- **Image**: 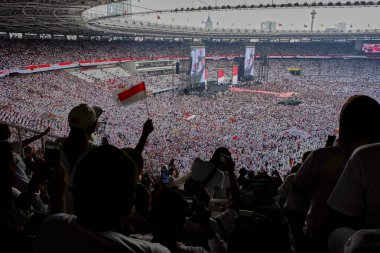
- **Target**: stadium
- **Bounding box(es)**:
[1,1,380,253]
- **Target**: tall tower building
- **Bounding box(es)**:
[205,15,213,29]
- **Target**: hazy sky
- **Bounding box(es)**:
[126,0,380,30]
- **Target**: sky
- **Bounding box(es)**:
[124,0,380,30]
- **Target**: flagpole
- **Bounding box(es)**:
[144,98,151,118]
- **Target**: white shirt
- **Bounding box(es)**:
[328,143,380,228]
[190,158,224,198]
[294,146,348,236]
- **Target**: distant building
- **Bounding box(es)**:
[337,22,347,31]
[261,21,277,32]
[205,15,213,29]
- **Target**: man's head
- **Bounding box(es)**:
[339,95,380,146]
[68,104,103,135]
[0,123,11,141]
[150,189,187,237]
[73,145,137,231]
[239,167,248,176]
[210,147,231,168]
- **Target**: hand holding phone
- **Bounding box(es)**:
[161,169,170,185]
[45,141,61,177]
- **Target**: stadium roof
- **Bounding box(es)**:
[1,0,380,40]
[0,0,114,35]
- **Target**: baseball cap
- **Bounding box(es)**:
[68,104,103,130]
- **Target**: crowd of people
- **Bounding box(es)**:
[1,55,380,178]
[1,38,380,253]
[0,39,358,70]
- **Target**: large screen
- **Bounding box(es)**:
[361,43,380,54]
[191,47,206,84]
[244,47,255,76]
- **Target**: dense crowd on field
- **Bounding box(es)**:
[2,55,380,176]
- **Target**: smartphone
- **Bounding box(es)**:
[184,196,193,211]
[161,169,170,185]
[45,141,61,175]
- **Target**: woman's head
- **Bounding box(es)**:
[339,95,380,146]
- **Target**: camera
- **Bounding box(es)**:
[185,196,193,211]
[161,169,170,185]
[44,141,61,176]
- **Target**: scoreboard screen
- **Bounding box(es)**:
[361,43,380,54]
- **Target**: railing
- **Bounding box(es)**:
[0,120,62,157]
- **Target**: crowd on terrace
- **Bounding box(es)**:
[0,39,357,70]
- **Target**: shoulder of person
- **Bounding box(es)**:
[351,142,380,158]
[38,213,76,236]
[345,229,380,253]
[312,146,341,156]
[108,232,170,253]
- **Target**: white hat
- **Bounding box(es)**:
[344,229,380,253]
[68,104,103,130]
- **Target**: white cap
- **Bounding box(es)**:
[68,104,103,130]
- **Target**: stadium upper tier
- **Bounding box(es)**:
[0,40,361,71]
[1,0,380,40]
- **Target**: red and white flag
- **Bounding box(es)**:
[114,82,147,106]
[217,69,224,84]
[232,65,238,85]
[184,112,196,120]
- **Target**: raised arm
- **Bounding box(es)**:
[21,127,51,148]
[134,119,154,154]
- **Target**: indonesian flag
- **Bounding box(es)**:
[232,65,238,84]
[232,135,239,140]
[184,112,196,120]
[217,69,224,84]
[228,117,237,123]
[114,82,147,106]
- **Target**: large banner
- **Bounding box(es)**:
[217,69,224,84]
[191,46,206,84]
[244,46,255,76]
[232,65,238,84]
[362,43,380,53]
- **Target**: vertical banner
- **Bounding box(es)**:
[217,69,224,84]
[244,46,255,76]
[205,68,208,86]
[191,46,206,85]
[232,65,238,84]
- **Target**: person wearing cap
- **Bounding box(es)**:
[61,104,154,214]
[61,103,103,171]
